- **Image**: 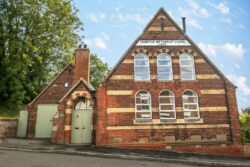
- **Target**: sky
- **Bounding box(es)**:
[73,0,250,112]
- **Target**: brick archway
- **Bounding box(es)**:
[63,90,94,142]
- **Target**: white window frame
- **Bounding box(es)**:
[134,54,150,81]
[157,53,173,81]
[135,90,152,120]
[179,53,196,80]
[182,89,200,120]
[159,90,176,120]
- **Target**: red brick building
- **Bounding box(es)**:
[27,8,243,156]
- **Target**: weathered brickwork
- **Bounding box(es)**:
[95,8,243,157]
[0,119,17,138]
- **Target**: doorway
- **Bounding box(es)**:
[71,99,93,144]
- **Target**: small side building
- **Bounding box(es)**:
[27,45,96,144]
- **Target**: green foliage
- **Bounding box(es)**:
[0,0,83,112]
[240,107,250,143]
[90,54,110,88]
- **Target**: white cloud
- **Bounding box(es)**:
[101,32,109,40]
[116,13,146,24]
[216,3,230,15]
[188,18,203,29]
[220,43,245,58]
[198,43,217,56]
[221,17,231,24]
[227,74,250,96]
[87,12,106,22]
[185,0,211,17]
[94,37,107,49]
[198,43,245,58]
[238,24,245,29]
[126,13,145,24]
[234,64,240,69]
[208,2,230,15]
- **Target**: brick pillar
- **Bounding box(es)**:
[27,104,37,139]
[95,85,108,146]
[73,46,90,84]
[225,81,241,144]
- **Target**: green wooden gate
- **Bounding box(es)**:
[35,104,58,138]
[71,108,93,144]
[17,110,28,137]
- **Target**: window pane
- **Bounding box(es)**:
[180,60,193,66]
[135,54,149,81]
[135,91,151,120]
[135,66,149,80]
[158,60,171,65]
[181,73,194,80]
[183,104,198,110]
[135,60,148,66]
[159,90,176,119]
[160,105,174,111]
[158,74,172,80]
[158,67,171,73]
[160,97,174,103]
[184,111,199,119]
[183,96,197,103]
[160,91,173,96]
[135,55,147,60]
[181,67,193,73]
[136,112,151,119]
[160,111,175,119]
[182,90,199,119]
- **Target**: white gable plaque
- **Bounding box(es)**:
[136,40,191,46]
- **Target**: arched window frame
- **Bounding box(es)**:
[135,90,152,120]
[179,53,196,80]
[157,53,173,81]
[182,89,200,119]
[134,53,150,81]
[159,90,176,120]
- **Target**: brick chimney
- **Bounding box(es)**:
[73,44,90,83]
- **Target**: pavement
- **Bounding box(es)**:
[0,138,250,167]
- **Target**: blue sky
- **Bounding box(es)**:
[74,0,250,112]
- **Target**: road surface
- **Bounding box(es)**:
[0,149,194,167]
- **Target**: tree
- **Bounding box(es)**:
[90,54,110,88]
[0,0,83,114]
[240,107,250,143]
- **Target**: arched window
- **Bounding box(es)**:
[74,99,91,110]
[134,54,150,81]
[179,53,195,80]
[135,91,152,120]
[182,90,199,119]
[159,90,176,119]
[157,53,173,80]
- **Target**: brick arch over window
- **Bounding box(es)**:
[154,48,174,57]
[131,48,152,57]
[176,48,197,57]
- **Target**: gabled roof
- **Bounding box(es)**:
[101,7,235,87]
[59,78,95,103]
[28,64,74,106]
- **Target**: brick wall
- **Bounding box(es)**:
[0,119,17,139]
[95,9,244,157]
